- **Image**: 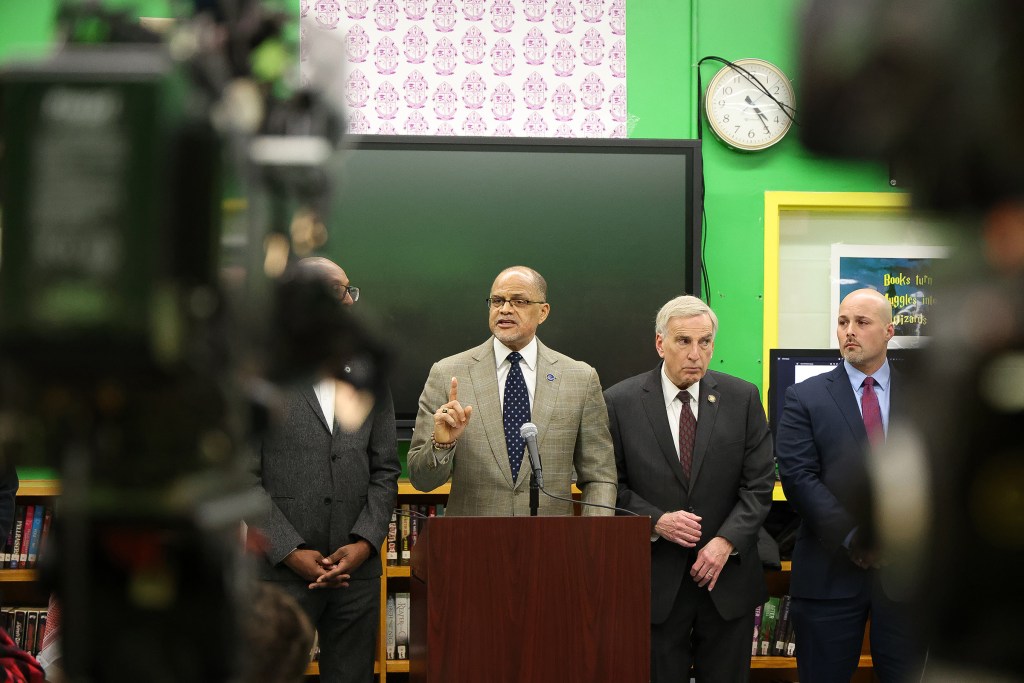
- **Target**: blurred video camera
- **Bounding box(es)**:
[799,0,1024,214]
[0,2,388,680]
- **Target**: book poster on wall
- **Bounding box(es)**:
[299,0,627,138]
[830,244,950,348]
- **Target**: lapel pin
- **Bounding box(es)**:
[708,395,717,404]
[546,373,555,381]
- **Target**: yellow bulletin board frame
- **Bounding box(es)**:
[761,191,912,403]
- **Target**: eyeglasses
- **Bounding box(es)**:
[333,284,360,302]
[486,297,546,309]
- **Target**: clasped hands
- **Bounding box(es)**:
[284,539,373,589]
[655,509,733,591]
[433,377,473,443]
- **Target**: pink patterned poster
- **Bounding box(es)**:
[300,0,627,137]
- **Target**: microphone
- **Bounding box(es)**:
[520,422,543,489]
[517,422,640,517]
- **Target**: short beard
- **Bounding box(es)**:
[841,347,864,366]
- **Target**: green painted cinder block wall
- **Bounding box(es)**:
[0,0,895,391]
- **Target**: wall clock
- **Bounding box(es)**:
[705,58,795,152]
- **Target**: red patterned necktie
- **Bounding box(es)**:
[861,376,884,445]
[677,391,696,480]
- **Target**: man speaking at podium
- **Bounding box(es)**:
[605,295,775,682]
[407,266,616,516]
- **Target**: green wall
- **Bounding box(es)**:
[627,1,894,388]
[0,0,894,391]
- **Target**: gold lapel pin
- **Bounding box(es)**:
[708,395,717,404]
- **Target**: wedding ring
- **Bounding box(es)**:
[441,408,448,413]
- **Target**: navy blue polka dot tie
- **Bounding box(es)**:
[503,351,531,481]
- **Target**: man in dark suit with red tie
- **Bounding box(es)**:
[605,295,775,682]
[776,288,925,682]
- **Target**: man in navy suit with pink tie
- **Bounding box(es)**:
[776,288,926,682]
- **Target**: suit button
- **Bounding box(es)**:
[331,454,338,461]
[324,497,332,505]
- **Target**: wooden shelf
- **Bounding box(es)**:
[751,655,871,669]
[0,570,40,582]
[398,481,449,495]
[305,660,380,676]
[386,566,411,578]
[17,480,60,497]
[386,660,410,673]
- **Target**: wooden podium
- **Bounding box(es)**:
[409,516,650,683]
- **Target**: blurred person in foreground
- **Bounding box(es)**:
[238,583,315,683]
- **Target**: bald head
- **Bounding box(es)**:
[297,257,355,305]
[837,288,895,374]
[495,266,547,301]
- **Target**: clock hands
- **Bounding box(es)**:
[745,95,772,134]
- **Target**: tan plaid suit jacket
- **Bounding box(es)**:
[408,338,617,516]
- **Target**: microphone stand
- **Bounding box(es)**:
[529,474,540,516]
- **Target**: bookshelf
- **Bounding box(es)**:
[0,477,59,657]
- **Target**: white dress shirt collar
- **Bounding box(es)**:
[493,336,538,371]
[660,364,699,412]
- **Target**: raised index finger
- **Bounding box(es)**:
[449,376,459,403]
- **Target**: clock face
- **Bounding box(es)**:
[705,59,795,152]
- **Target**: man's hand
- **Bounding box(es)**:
[848,529,881,569]
[690,536,734,591]
[282,549,328,583]
[654,510,702,548]
[311,539,374,589]
[433,377,473,443]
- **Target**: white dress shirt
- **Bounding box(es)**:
[660,364,700,457]
[494,336,539,412]
[314,377,336,434]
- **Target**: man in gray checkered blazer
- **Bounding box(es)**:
[408,266,616,516]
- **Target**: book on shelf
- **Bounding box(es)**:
[8,505,24,569]
[26,504,45,568]
[36,612,47,657]
[39,508,53,565]
[751,602,763,656]
[385,592,396,660]
[773,595,792,655]
[399,504,411,566]
[386,510,398,567]
[395,592,410,660]
[24,611,37,657]
[12,609,27,650]
[17,505,33,569]
[409,512,420,558]
[784,618,797,657]
[1,513,13,566]
[758,596,780,656]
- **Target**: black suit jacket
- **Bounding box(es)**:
[250,385,401,582]
[775,362,901,599]
[605,366,775,623]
